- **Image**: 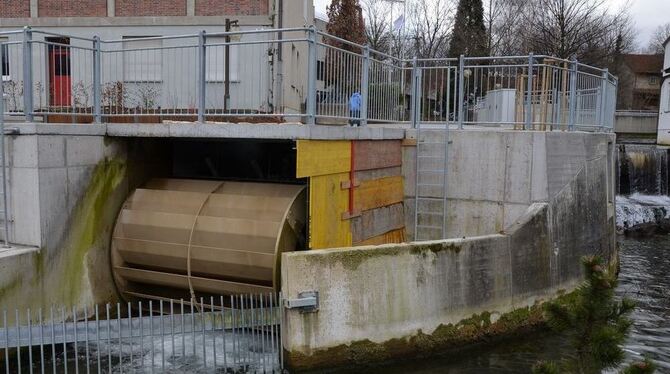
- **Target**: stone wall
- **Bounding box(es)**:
[0,0,270,18]
[0,0,30,18]
[39,0,108,17]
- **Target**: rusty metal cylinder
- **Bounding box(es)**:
[111,178,306,301]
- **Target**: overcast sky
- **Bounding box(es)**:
[313,0,670,52]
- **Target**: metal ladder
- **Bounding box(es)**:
[414,127,449,241]
[411,63,450,241]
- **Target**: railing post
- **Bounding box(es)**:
[410,56,420,129]
[599,68,608,132]
[22,26,33,122]
[457,54,465,129]
[197,30,207,123]
[525,53,534,130]
[306,26,317,125]
[0,42,8,246]
[93,36,101,124]
[360,44,370,127]
[568,56,578,131]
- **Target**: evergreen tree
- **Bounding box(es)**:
[448,0,488,57]
[324,0,367,98]
[326,0,366,52]
[532,256,656,374]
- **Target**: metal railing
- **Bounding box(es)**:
[1,26,617,130]
[0,293,283,373]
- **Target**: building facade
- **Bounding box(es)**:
[617,54,663,111]
[0,0,316,118]
[658,39,670,145]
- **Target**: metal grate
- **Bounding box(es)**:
[0,294,284,373]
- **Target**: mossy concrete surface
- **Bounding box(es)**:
[0,156,127,318]
[286,299,554,372]
[0,132,139,322]
[282,131,616,371]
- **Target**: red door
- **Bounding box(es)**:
[47,38,71,107]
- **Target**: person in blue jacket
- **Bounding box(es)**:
[349,92,361,126]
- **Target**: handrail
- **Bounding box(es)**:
[0,26,617,131]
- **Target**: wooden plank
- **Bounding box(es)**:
[351,203,405,243]
[353,176,404,212]
[354,228,406,246]
[309,172,352,249]
[352,140,402,171]
[354,166,401,183]
[296,140,351,178]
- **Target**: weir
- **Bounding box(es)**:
[616,143,670,234]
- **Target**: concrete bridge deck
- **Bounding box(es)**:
[5,122,407,140]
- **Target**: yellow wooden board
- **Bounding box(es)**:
[309,172,352,249]
[354,228,406,246]
[296,140,351,178]
[353,176,404,212]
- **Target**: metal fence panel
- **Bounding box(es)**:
[0,294,283,373]
[2,27,617,129]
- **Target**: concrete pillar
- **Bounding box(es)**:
[107,0,115,17]
[29,0,38,17]
[187,0,195,16]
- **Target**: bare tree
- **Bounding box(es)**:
[484,0,528,55]
[647,23,670,54]
[362,0,392,53]
[521,0,631,64]
[405,0,455,59]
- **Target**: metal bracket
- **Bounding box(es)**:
[284,291,319,313]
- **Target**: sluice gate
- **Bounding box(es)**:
[112,178,306,302]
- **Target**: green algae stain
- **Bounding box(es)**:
[286,296,576,372]
[59,158,126,305]
[0,277,22,302]
[303,241,464,272]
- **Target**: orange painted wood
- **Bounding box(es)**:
[353,176,404,212]
[352,140,402,171]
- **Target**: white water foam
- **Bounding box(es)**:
[616,194,670,230]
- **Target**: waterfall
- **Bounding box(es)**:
[616,144,670,233]
[617,144,669,195]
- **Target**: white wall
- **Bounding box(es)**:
[658,42,670,145]
[0,25,276,116]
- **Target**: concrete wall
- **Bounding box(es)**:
[0,124,168,316]
[404,130,615,241]
[614,111,658,134]
[660,90,670,145]
[659,42,670,145]
[281,129,616,370]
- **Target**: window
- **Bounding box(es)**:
[123,36,162,82]
[205,37,239,82]
[1,39,8,79]
[649,76,659,85]
[667,82,670,112]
